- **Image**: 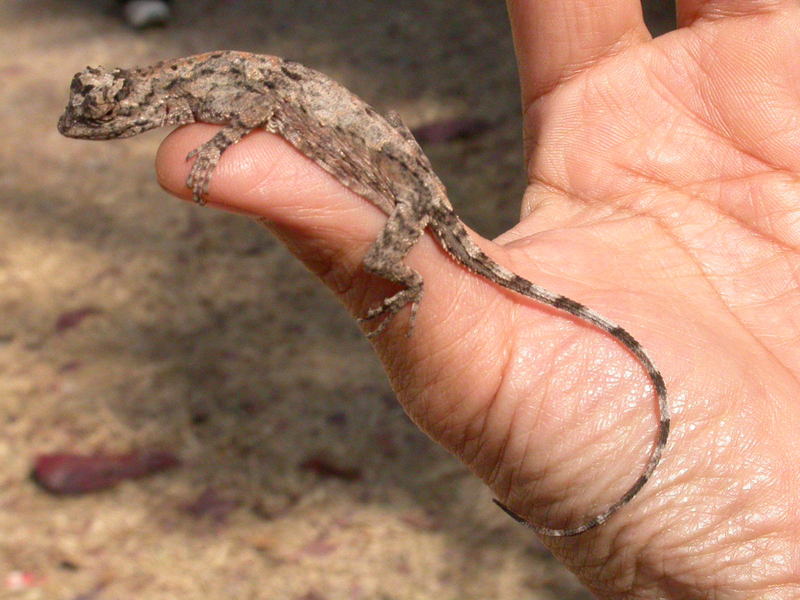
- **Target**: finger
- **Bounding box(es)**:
[157,124,385,232]
[676,0,794,27]
[507,0,651,103]
[157,124,397,316]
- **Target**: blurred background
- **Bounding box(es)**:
[0,2,675,598]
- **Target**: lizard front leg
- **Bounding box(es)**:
[359,201,429,338]
[186,124,253,204]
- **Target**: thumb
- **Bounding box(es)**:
[154,122,528,487]
[158,124,443,326]
[155,123,503,353]
[157,123,388,282]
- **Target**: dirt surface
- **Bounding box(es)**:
[0,2,674,598]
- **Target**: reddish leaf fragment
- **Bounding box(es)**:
[0,64,26,78]
[325,411,347,426]
[374,430,398,458]
[411,117,493,143]
[32,451,180,495]
[299,455,361,481]
[296,592,326,600]
[183,488,239,522]
[299,534,338,557]
[55,307,102,333]
[58,360,82,373]
[400,510,442,531]
[71,583,107,600]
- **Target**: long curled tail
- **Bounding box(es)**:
[491,303,669,536]
[432,217,670,537]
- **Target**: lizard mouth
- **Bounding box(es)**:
[57,111,133,140]
[58,112,108,139]
[57,112,77,136]
[58,111,97,138]
[58,109,154,140]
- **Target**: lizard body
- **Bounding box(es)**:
[58,51,669,537]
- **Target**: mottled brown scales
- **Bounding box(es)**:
[58,50,670,537]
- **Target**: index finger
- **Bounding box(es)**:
[507,0,651,103]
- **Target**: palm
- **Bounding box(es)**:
[471,13,800,595]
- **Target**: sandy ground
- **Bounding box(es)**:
[0,2,674,599]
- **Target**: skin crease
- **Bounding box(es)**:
[153,0,800,597]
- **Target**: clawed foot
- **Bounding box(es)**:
[185,143,222,204]
[359,288,421,338]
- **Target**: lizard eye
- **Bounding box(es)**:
[83,102,115,121]
[81,89,117,121]
[114,79,131,102]
[70,75,87,95]
[71,69,132,122]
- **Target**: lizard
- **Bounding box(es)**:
[57,50,670,537]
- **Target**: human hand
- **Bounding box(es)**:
[156,0,800,596]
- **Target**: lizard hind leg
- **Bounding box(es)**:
[358,202,428,338]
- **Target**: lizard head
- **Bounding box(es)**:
[58,65,169,139]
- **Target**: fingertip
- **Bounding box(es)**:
[157,123,285,217]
